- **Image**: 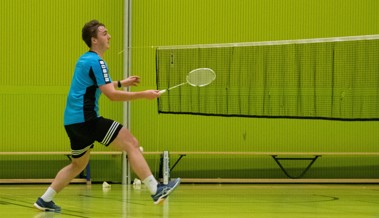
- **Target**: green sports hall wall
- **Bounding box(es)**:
[131,0,379,180]
[0,0,125,181]
[1,0,379,181]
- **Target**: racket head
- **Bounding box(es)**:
[186,68,216,87]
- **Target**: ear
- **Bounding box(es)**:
[91,37,97,45]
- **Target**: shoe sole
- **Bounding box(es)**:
[33,203,60,212]
[154,178,181,205]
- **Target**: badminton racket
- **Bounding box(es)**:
[159,68,216,94]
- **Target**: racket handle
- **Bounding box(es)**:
[159,89,167,94]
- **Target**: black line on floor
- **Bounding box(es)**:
[0,196,90,218]
[78,194,147,206]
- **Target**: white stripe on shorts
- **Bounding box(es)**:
[101,121,119,145]
[72,144,93,157]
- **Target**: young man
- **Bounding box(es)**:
[34,20,180,212]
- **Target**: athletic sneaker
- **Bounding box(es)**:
[151,178,181,204]
[34,197,61,212]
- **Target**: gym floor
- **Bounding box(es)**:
[1,183,379,218]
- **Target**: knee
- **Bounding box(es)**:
[122,136,140,153]
[129,137,140,149]
[112,128,140,151]
[71,160,88,172]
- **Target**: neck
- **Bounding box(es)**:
[90,48,104,58]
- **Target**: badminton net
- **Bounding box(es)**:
[156,35,379,120]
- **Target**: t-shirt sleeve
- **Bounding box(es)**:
[92,59,112,86]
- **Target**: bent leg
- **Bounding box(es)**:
[109,127,152,181]
[108,127,180,203]
[50,150,91,193]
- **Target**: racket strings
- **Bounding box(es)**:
[186,68,216,87]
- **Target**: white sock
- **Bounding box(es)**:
[142,175,158,195]
[41,187,57,202]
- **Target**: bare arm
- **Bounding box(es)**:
[100,83,160,101]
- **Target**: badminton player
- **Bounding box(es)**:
[34,20,180,212]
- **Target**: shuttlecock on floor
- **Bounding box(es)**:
[133,178,142,189]
[102,181,111,189]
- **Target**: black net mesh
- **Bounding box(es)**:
[157,38,379,120]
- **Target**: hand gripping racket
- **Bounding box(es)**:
[159,68,216,94]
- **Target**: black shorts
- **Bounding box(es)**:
[64,117,123,158]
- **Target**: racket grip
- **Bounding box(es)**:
[159,89,167,94]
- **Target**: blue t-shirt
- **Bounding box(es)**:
[64,51,112,125]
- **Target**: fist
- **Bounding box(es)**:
[144,90,161,99]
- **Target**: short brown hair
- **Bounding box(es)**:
[82,20,105,48]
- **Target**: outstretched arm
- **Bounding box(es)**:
[100,82,160,101]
